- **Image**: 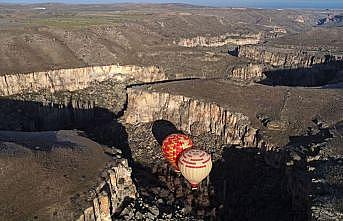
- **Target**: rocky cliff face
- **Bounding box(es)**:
[177,33,262,47]
[227,63,264,82]
[237,45,343,86]
[77,159,137,221]
[238,45,341,68]
[125,88,259,147]
[0,65,166,96]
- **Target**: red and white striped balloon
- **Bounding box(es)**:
[177,148,212,190]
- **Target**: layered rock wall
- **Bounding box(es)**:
[125,88,259,147]
[238,45,343,85]
[238,45,341,68]
[227,63,264,82]
[77,159,137,221]
[177,33,262,47]
[0,65,166,96]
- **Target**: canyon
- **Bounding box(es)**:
[0,3,342,221]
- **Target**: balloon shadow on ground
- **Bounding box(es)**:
[152,119,184,145]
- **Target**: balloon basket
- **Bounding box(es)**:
[191,183,198,190]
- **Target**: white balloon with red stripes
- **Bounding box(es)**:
[177,148,212,190]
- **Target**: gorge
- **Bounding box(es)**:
[0,3,342,221]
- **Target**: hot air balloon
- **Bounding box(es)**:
[162,134,193,172]
[178,148,212,190]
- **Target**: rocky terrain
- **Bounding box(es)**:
[0,3,342,221]
[0,130,114,220]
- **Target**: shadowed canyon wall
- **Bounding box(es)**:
[0,80,126,131]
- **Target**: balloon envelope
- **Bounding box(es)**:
[178,148,212,189]
[162,134,193,171]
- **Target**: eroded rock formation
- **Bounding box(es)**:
[77,159,137,221]
[236,45,343,86]
[177,33,262,47]
[125,87,259,147]
[238,45,342,68]
[0,65,166,96]
[227,63,264,82]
